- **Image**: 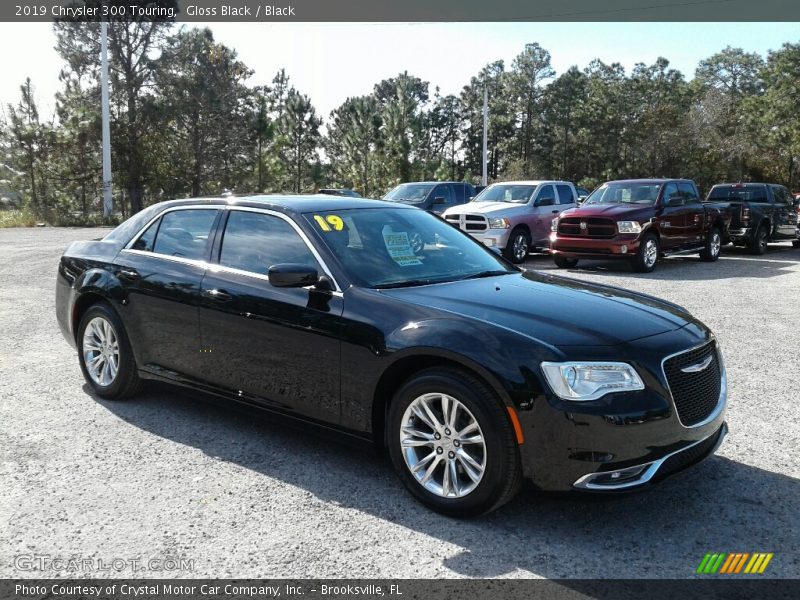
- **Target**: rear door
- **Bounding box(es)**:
[530,184,558,244]
[770,185,798,239]
[198,208,343,422]
[116,207,220,379]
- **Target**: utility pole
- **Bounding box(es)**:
[481,86,488,187]
[101,19,113,218]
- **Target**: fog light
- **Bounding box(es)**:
[621,245,628,253]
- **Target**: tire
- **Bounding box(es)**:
[631,232,659,273]
[387,367,522,517]
[748,224,768,255]
[503,228,531,264]
[77,302,142,400]
[553,254,579,269]
[700,227,722,262]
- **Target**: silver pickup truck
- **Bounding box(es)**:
[442,180,577,263]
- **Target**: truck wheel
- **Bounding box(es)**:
[748,224,768,255]
[700,227,722,262]
[554,255,578,269]
[503,228,530,264]
[632,233,659,273]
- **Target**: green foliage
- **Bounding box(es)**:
[2,31,800,227]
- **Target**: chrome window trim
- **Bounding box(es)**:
[661,339,727,430]
[572,422,727,491]
[120,203,342,293]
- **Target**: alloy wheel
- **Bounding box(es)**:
[399,392,487,498]
[82,316,120,387]
[512,234,528,262]
[711,232,721,257]
[644,239,658,267]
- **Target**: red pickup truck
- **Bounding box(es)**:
[550,179,732,272]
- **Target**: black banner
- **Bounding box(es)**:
[3,0,800,22]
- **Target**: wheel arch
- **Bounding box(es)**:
[371,350,515,450]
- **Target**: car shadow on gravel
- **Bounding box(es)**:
[91,384,800,579]
[525,244,800,281]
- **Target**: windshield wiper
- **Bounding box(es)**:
[456,270,514,281]
[373,278,443,289]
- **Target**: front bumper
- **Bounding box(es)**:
[465,229,512,249]
[514,327,728,492]
[549,232,642,259]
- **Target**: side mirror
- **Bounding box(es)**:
[665,196,685,207]
[433,197,446,205]
[268,263,319,288]
[468,196,475,201]
[578,195,587,203]
[537,197,555,207]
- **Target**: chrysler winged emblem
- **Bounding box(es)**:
[681,354,714,373]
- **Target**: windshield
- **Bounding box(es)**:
[585,182,661,206]
[384,183,435,204]
[305,208,516,288]
[473,184,538,204]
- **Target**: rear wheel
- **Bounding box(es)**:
[631,233,659,273]
[553,255,578,269]
[503,228,530,264]
[748,224,768,255]
[77,302,141,400]
[700,227,722,262]
[387,368,522,517]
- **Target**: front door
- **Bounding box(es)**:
[198,209,343,423]
[658,182,689,249]
[531,184,558,245]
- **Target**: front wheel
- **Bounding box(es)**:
[631,233,659,272]
[700,227,722,262]
[77,302,142,400]
[387,368,522,517]
[503,228,530,264]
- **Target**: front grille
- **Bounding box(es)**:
[663,341,722,427]
[444,213,488,232]
[658,426,723,478]
[558,217,616,239]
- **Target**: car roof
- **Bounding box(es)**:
[152,194,406,214]
[393,181,470,185]
[710,182,770,187]
[605,178,692,184]
[487,180,571,185]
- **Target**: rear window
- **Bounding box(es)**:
[707,185,769,203]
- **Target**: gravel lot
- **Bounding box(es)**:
[1,226,799,579]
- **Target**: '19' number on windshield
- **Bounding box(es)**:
[314,215,345,232]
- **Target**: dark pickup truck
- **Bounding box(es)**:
[550,178,732,272]
[705,183,799,254]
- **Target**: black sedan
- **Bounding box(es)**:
[56,195,728,516]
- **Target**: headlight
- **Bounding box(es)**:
[551,218,559,232]
[541,362,645,401]
[488,217,510,229]
[617,221,642,234]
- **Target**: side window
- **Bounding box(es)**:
[662,183,680,204]
[535,185,556,206]
[433,184,454,205]
[773,186,791,205]
[151,210,218,260]
[453,184,466,204]
[131,219,159,252]
[678,182,700,204]
[556,184,575,205]
[220,211,319,276]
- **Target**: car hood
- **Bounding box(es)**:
[560,204,654,221]
[443,202,528,217]
[379,272,694,347]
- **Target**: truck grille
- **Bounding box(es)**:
[663,341,722,427]
[444,213,488,232]
[558,217,616,239]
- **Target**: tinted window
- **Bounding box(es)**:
[678,182,700,204]
[535,185,556,206]
[220,211,319,275]
[454,184,466,203]
[149,209,218,260]
[433,184,454,205]
[772,186,791,205]
[662,183,680,204]
[556,184,575,205]
[384,183,435,205]
[132,220,159,252]
[707,185,769,203]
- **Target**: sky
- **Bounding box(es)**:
[1,22,798,122]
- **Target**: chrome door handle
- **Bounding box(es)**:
[202,289,232,302]
[118,268,140,280]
